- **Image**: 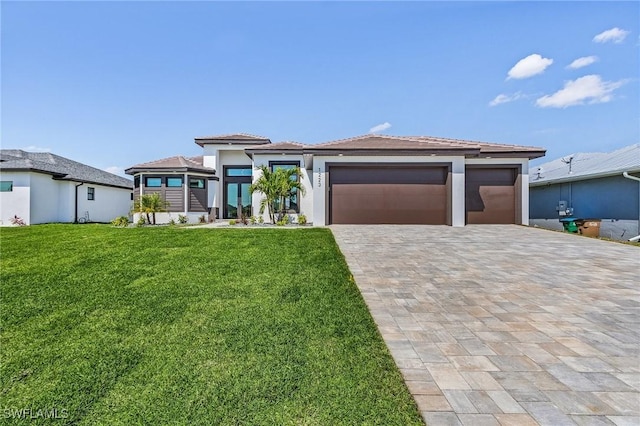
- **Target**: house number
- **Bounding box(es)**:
[317,168,321,187]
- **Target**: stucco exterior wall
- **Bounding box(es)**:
[0,171,131,225]
[0,171,31,225]
[77,183,132,223]
[29,173,64,224]
[204,148,252,219]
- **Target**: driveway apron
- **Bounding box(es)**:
[331,225,639,426]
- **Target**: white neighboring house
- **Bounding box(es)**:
[0,150,133,226]
[126,133,545,226]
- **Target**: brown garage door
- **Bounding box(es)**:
[330,166,449,224]
[465,168,517,224]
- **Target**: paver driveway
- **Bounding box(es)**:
[331,225,639,426]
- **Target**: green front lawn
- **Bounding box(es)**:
[1,225,422,425]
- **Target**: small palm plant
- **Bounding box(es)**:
[133,193,169,225]
[273,167,306,222]
[249,165,279,224]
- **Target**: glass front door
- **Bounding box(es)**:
[224,166,252,219]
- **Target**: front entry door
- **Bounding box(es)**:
[224,166,252,219]
[225,182,252,219]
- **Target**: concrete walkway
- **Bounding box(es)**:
[331,225,639,426]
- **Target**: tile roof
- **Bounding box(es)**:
[194,133,271,146]
[0,150,133,189]
[303,134,545,158]
[530,143,640,185]
[245,141,307,152]
[125,155,215,174]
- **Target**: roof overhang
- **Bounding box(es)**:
[195,139,271,147]
[124,166,217,176]
[53,176,133,190]
[474,150,546,160]
[530,168,640,187]
[302,148,480,157]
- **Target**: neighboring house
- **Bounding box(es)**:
[529,144,640,240]
[0,150,133,226]
[126,133,545,226]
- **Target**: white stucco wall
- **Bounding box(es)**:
[0,171,131,225]
[29,173,64,224]
[77,183,132,223]
[311,155,466,226]
[251,154,313,223]
[206,148,253,218]
[0,172,31,225]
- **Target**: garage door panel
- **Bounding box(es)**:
[330,166,448,225]
[465,168,517,224]
[331,167,447,185]
[332,183,446,224]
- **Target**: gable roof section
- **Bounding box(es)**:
[0,150,133,189]
[194,133,271,146]
[125,155,215,175]
[302,134,545,158]
[530,143,640,186]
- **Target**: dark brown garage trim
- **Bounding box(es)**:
[327,163,452,225]
[465,165,522,224]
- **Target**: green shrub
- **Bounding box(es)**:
[228,219,236,226]
[178,214,188,224]
[111,216,130,228]
[199,214,206,224]
[136,216,146,227]
[297,214,307,225]
[169,218,176,226]
[250,216,257,225]
[258,216,264,224]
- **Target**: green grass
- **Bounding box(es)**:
[0,225,422,425]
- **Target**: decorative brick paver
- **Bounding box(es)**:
[331,225,639,426]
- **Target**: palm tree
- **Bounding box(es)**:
[249,166,306,224]
[274,167,306,221]
[133,192,169,225]
[249,165,279,224]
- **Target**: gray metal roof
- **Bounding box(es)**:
[530,144,640,186]
[0,150,133,189]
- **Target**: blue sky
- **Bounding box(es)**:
[2,1,638,175]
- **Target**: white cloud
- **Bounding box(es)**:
[22,145,51,152]
[535,74,627,108]
[104,166,125,176]
[369,122,392,133]
[489,92,524,107]
[567,56,598,70]
[507,54,553,80]
[593,27,629,44]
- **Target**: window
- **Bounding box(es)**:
[166,177,183,187]
[225,167,252,177]
[269,161,300,213]
[87,187,95,201]
[134,176,140,188]
[189,178,205,189]
[0,181,13,192]
[145,177,162,187]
